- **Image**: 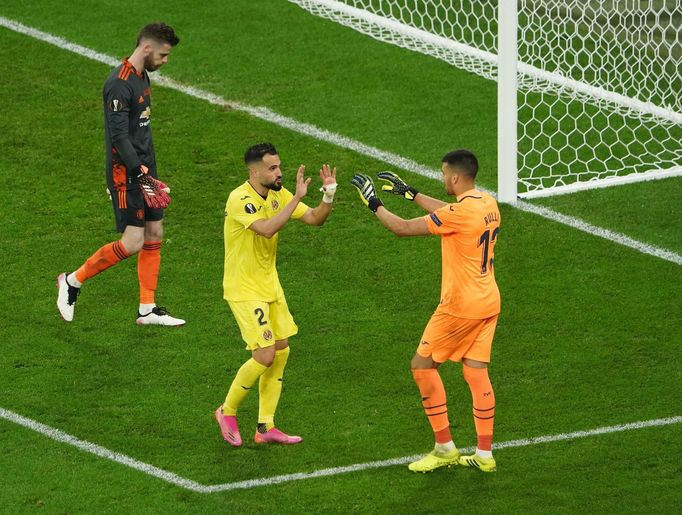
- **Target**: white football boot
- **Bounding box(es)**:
[56,273,80,322]
[136,306,185,326]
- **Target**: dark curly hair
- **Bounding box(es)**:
[136,22,180,47]
[244,143,278,165]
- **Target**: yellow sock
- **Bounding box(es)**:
[258,347,290,429]
[222,358,268,415]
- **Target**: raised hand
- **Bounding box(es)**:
[295,164,312,199]
[319,164,337,203]
[377,171,418,201]
[350,173,383,213]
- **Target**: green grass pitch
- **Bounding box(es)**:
[0,1,680,512]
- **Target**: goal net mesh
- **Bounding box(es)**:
[289,0,682,197]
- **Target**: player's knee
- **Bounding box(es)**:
[411,353,438,370]
[462,357,488,369]
[145,221,163,241]
[120,237,143,255]
[253,347,275,367]
[255,355,274,367]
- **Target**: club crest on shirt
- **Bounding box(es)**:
[271,200,279,210]
[263,330,273,341]
[244,203,257,214]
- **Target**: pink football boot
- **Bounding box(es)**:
[215,407,241,447]
[254,427,303,445]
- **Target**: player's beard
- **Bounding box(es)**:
[144,54,161,72]
[266,178,283,191]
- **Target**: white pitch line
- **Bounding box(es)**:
[1,406,680,493]
[205,415,682,492]
[513,201,682,265]
[0,13,680,268]
[0,407,206,493]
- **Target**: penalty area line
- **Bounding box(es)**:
[0,407,207,493]
[0,15,680,266]
[1,406,680,493]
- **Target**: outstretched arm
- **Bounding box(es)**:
[299,164,336,226]
[351,173,429,236]
[413,192,447,213]
[375,207,430,237]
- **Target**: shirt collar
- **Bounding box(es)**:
[122,57,144,78]
[456,188,479,202]
[246,180,268,200]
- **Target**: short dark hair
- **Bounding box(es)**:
[137,23,180,47]
[244,143,278,165]
[442,149,478,178]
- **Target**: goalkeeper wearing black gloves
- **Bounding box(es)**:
[351,150,502,475]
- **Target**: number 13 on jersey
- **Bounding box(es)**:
[477,228,499,274]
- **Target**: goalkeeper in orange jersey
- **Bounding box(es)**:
[215,143,337,446]
[351,149,500,473]
[56,23,184,326]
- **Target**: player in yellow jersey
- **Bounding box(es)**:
[351,149,500,473]
[215,143,337,446]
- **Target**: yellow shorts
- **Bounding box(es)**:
[227,297,298,350]
[417,309,498,364]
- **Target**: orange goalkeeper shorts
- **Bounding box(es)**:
[417,310,498,364]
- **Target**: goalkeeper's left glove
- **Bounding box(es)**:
[139,174,171,209]
[350,173,383,213]
[377,171,418,201]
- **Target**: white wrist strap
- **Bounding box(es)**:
[321,182,337,204]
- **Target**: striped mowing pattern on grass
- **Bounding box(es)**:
[1,407,680,493]
[0,14,680,268]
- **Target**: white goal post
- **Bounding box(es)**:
[289,0,682,202]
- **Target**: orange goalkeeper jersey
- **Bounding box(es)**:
[423,189,501,319]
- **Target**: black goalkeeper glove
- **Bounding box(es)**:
[377,171,418,201]
[350,173,384,213]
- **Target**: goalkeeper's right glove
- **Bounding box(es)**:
[350,173,384,213]
[377,171,418,201]
[136,165,171,209]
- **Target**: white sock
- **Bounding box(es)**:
[66,272,82,288]
[434,441,456,455]
[476,448,493,459]
[138,303,155,315]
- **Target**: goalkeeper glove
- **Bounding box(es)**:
[377,171,418,201]
[350,173,383,213]
[136,166,171,209]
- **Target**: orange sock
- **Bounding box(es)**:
[412,369,451,443]
[462,365,495,451]
[75,241,130,284]
[138,241,161,304]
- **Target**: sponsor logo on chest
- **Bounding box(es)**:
[139,106,151,127]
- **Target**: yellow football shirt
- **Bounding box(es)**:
[223,181,309,302]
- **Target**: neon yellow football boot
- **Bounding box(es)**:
[458,453,497,472]
[408,448,461,473]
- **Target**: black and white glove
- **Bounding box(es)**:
[350,173,383,213]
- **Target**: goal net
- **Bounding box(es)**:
[289,0,682,199]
